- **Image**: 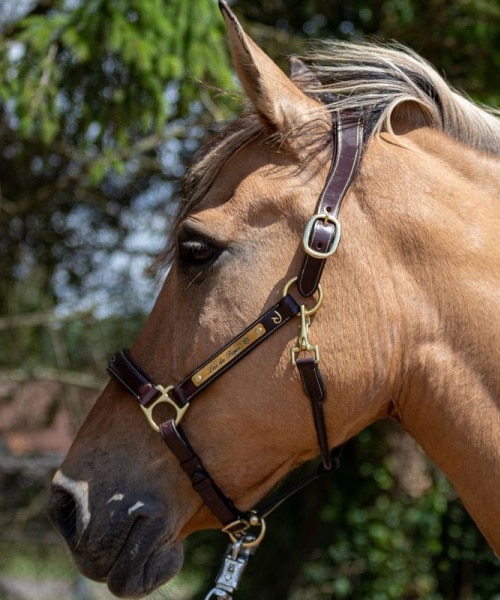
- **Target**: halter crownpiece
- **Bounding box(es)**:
[107,111,364,598]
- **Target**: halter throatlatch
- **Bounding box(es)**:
[106,111,363,599]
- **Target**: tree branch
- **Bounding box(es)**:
[0,310,93,330]
[0,367,103,389]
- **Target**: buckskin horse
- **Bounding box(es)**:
[48,1,500,598]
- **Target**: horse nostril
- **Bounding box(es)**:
[48,489,78,549]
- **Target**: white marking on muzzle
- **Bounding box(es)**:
[128,501,145,516]
[107,493,125,504]
[53,469,91,534]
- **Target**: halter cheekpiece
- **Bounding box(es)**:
[107,110,364,598]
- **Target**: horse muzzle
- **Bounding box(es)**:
[47,469,184,598]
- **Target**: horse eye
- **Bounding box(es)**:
[178,237,220,267]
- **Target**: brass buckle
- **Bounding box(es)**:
[302,213,341,259]
[140,384,189,431]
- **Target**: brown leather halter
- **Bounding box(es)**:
[107,110,363,542]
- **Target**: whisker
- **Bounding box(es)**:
[184,271,203,293]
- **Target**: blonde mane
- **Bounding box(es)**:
[181,41,499,223]
[303,41,500,155]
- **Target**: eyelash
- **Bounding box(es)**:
[178,237,221,268]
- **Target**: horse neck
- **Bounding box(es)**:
[359,129,500,552]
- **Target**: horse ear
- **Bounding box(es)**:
[389,100,435,135]
[289,57,321,89]
[219,1,325,135]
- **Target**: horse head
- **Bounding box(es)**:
[48,2,500,597]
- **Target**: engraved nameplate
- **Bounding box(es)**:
[191,324,266,387]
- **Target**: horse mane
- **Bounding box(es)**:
[179,40,499,232]
[302,41,500,155]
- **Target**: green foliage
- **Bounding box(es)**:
[0,0,237,330]
[0,0,234,150]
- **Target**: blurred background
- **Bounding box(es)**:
[0,0,499,598]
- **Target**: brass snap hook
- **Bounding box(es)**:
[291,304,320,366]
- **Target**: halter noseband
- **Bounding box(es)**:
[107,111,363,590]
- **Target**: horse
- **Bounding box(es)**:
[48,1,500,598]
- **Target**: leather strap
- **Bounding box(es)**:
[256,445,342,520]
[107,294,300,411]
[298,113,363,297]
[107,348,159,406]
[170,294,300,407]
[159,417,342,529]
[296,357,331,470]
[159,420,242,526]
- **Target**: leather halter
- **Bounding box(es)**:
[107,111,363,537]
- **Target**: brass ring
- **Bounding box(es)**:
[223,515,267,548]
[282,277,323,316]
